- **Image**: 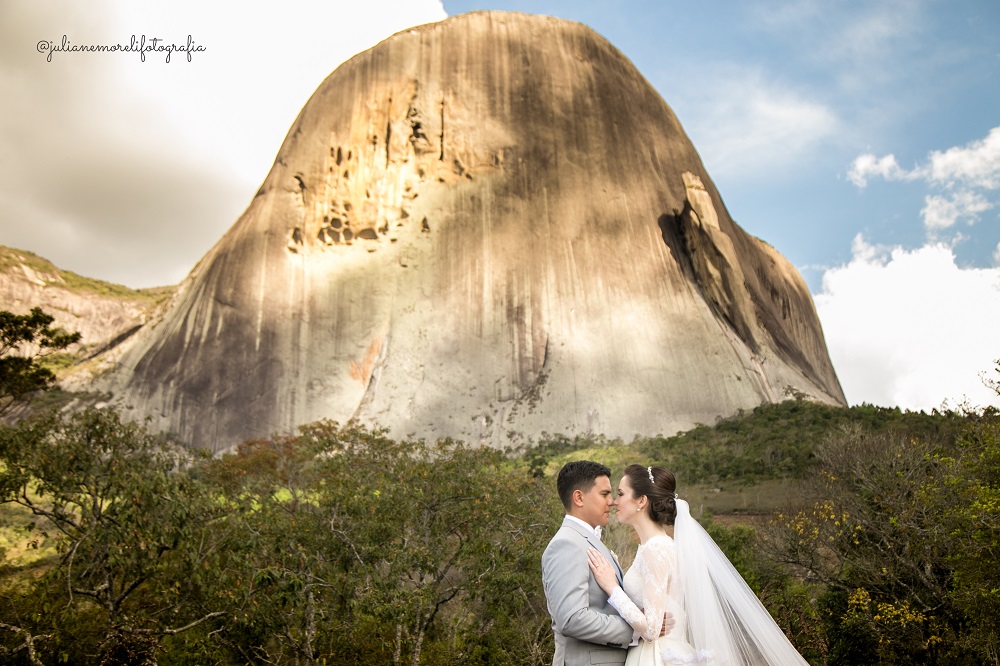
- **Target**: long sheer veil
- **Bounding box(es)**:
[673,498,809,665]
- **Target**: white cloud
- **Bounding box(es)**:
[690,70,838,179]
[108,0,449,189]
[0,0,447,288]
[815,235,1000,411]
[847,125,1000,237]
[752,0,917,63]
[927,126,1000,189]
[921,191,992,231]
[750,0,925,97]
[847,153,911,187]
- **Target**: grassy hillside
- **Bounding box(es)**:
[0,245,174,302]
[522,399,966,501]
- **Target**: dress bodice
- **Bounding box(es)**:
[621,535,688,642]
[614,505,809,665]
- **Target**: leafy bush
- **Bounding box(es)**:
[640,399,966,484]
[761,409,1000,665]
[1,358,996,664]
[0,308,81,418]
[0,408,225,664]
[1,415,560,665]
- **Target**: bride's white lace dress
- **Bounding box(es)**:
[608,534,711,665]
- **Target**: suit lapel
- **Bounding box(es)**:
[589,535,624,586]
[563,517,624,586]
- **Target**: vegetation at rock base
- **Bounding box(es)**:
[2,311,999,664]
[0,412,558,665]
[0,308,81,418]
[2,395,997,664]
[758,403,1000,664]
[524,399,968,486]
[0,408,224,665]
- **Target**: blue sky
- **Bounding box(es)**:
[2,0,998,411]
[442,0,1000,288]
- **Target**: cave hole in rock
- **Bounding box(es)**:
[330,217,342,229]
[357,228,379,240]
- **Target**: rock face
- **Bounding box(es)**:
[0,247,163,367]
[96,11,845,452]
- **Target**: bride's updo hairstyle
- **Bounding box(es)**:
[623,464,678,526]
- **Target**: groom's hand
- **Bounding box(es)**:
[660,612,675,637]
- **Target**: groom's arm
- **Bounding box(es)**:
[542,536,633,646]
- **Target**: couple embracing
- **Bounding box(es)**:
[541,460,809,666]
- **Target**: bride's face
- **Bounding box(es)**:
[614,475,644,525]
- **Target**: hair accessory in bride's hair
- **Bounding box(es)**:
[647,466,654,483]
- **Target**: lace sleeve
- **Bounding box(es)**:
[606,537,675,643]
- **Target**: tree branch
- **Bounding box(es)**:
[0,623,49,666]
[133,611,227,636]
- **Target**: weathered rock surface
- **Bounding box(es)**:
[94,11,845,452]
[0,247,164,369]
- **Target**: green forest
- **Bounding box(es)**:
[1,308,998,664]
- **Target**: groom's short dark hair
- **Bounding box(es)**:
[557,460,611,509]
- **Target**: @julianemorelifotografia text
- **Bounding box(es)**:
[36,35,206,63]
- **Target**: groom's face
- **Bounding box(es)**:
[577,475,615,528]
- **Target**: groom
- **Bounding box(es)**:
[542,460,635,665]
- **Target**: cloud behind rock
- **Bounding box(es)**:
[0,0,446,288]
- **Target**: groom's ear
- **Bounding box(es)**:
[572,488,585,507]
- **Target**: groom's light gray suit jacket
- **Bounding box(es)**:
[542,516,633,666]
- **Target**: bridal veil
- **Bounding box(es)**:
[673,498,809,665]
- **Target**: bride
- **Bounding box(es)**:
[587,465,809,665]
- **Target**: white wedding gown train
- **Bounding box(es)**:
[607,499,810,665]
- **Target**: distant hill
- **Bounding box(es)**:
[0,246,174,385]
[521,399,969,516]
